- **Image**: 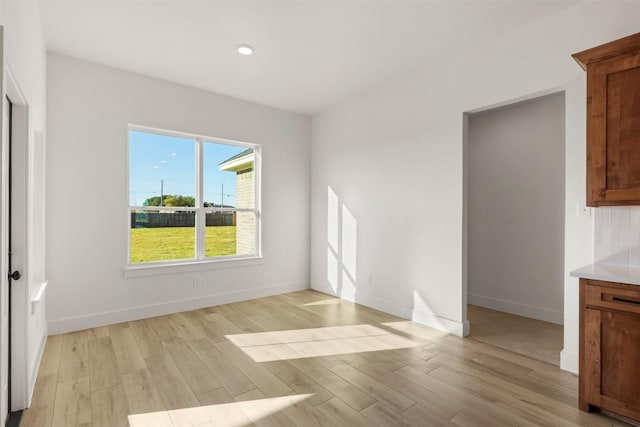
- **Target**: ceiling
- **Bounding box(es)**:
[38,1,577,114]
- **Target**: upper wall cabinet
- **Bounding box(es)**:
[573,33,640,207]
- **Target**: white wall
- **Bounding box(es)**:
[0,0,48,407]
[467,94,565,325]
[46,53,311,333]
[310,1,640,372]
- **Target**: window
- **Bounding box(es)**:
[128,126,260,265]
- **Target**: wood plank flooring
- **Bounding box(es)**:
[467,304,564,366]
[20,290,631,426]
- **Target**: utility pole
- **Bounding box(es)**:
[160,179,164,207]
[221,183,224,208]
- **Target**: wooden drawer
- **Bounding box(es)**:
[584,279,640,315]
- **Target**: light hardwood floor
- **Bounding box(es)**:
[467,305,564,366]
[20,290,631,427]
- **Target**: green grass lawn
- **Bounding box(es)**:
[130,226,236,263]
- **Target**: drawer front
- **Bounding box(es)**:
[584,281,640,315]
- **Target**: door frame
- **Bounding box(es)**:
[461,88,567,350]
[6,60,30,412]
[0,27,6,425]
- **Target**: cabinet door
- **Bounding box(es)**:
[587,52,640,206]
[601,310,640,408]
[584,307,640,419]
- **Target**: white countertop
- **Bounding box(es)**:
[570,263,640,286]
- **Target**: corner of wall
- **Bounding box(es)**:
[560,349,578,374]
[312,282,469,337]
[410,309,469,338]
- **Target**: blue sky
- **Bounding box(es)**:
[129,130,247,207]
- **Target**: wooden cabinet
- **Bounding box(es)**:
[573,33,640,206]
[580,278,640,422]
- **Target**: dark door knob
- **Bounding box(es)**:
[9,270,21,280]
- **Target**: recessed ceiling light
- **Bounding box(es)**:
[237,44,254,56]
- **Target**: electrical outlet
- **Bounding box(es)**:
[192,278,200,288]
[577,201,592,218]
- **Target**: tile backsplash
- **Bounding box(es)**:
[594,206,640,265]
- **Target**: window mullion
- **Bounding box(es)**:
[196,138,205,259]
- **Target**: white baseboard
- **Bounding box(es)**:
[48,282,309,334]
[468,293,563,325]
[312,283,469,337]
[411,310,470,337]
[560,349,578,374]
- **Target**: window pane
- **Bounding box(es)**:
[129,130,195,207]
[204,142,254,209]
[130,211,196,263]
[205,211,255,257]
[205,212,237,257]
[235,211,256,255]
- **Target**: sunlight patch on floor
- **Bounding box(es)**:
[226,324,421,362]
[128,394,313,427]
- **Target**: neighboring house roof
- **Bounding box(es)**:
[219,148,254,172]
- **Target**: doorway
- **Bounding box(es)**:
[464,92,565,366]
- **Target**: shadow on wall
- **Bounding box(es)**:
[327,186,357,299]
[326,186,452,334]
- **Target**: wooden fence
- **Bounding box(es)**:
[131,211,236,228]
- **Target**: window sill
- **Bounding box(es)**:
[123,256,263,278]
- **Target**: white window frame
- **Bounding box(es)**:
[125,124,261,274]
